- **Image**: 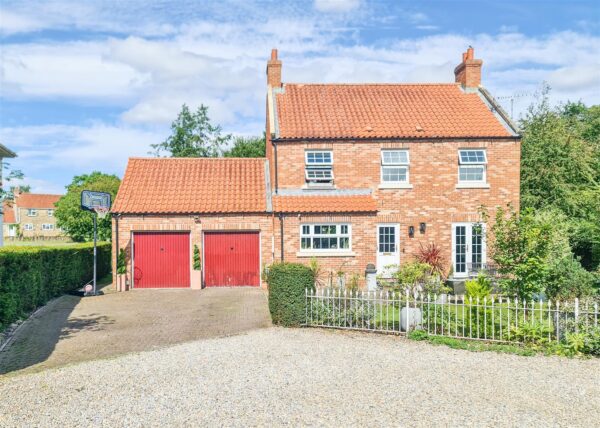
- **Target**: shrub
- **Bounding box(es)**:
[465,273,493,300]
[0,243,111,330]
[267,262,314,327]
[193,245,201,270]
[544,256,597,300]
[416,242,446,278]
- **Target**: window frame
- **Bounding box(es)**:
[42,223,55,231]
[380,149,410,184]
[47,209,54,217]
[458,149,487,184]
[27,209,38,217]
[305,150,334,186]
[299,223,352,253]
[24,223,34,231]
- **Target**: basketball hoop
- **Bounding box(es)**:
[94,206,109,220]
[80,190,112,296]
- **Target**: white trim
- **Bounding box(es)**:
[27,209,38,217]
[305,150,333,165]
[297,251,355,257]
[455,183,490,189]
[457,149,488,186]
[376,223,400,277]
[451,222,487,278]
[299,222,352,253]
[380,149,410,185]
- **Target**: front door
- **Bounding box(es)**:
[8,225,16,237]
[452,223,486,277]
[377,224,399,277]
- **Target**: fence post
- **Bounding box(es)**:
[305,288,308,326]
[405,288,409,334]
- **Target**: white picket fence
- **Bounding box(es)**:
[305,288,599,344]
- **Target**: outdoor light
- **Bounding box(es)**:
[408,225,415,238]
[419,222,426,233]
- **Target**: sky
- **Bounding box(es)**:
[1,0,599,194]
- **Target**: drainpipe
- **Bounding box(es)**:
[114,213,119,290]
[273,141,279,194]
[278,213,284,261]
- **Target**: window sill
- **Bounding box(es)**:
[455,183,490,189]
[296,251,356,257]
[378,183,413,189]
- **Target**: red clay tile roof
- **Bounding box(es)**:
[2,201,16,223]
[112,158,267,214]
[273,195,377,213]
[275,84,512,139]
[16,193,62,209]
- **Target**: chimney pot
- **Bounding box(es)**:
[271,49,278,60]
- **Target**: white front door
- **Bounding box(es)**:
[452,223,486,278]
[8,225,16,237]
[377,224,399,277]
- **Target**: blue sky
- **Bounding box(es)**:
[1,0,599,193]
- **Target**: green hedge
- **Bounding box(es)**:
[0,242,111,329]
[267,262,314,327]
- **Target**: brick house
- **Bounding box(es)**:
[5,191,64,240]
[112,47,520,290]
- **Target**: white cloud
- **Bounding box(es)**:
[1,41,148,100]
[0,124,165,192]
[314,0,361,13]
[0,9,46,34]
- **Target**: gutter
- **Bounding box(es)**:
[271,135,520,143]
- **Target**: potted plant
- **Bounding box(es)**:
[116,248,127,291]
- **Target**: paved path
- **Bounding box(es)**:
[1,328,598,427]
[0,287,271,375]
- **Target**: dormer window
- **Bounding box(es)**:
[305,150,333,186]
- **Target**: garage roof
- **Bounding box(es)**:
[112,158,268,214]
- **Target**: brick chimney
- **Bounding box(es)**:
[454,47,483,88]
[266,48,282,88]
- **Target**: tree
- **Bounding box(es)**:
[54,172,120,242]
[223,135,266,158]
[151,104,231,157]
[0,163,24,201]
[520,87,600,270]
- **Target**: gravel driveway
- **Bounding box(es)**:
[1,327,598,427]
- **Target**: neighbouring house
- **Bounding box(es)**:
[0,143,17,247]
[4,190,64,240]
[112,47,520,290]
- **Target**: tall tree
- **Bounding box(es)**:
[151,104,231,157]
[519,87,600,269]
[223,135,266,158]
[55,172,120,242]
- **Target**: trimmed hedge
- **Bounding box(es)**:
[267,262,314,327]
[0,242,111,329]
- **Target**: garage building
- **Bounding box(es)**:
[111,158,274,290]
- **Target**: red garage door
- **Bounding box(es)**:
[133,232,190,288]
[204,232,260,287]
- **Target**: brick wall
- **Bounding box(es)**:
[270,138,520,278]
[112,213,275,290]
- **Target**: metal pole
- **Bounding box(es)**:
[93,212,97,295]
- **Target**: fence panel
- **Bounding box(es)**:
[305,288,599,345]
